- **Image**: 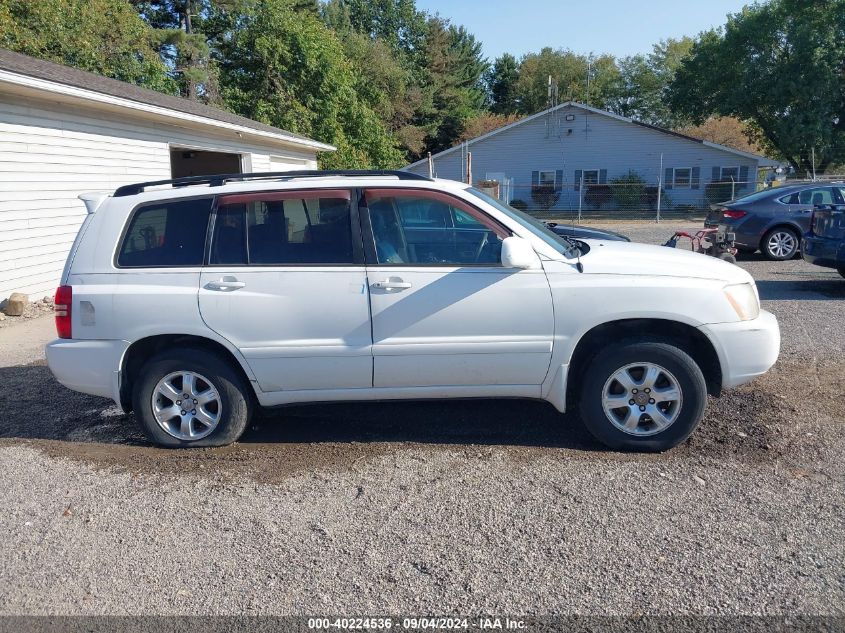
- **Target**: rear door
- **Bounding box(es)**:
[361,188,555,390]
[198,189,372,393]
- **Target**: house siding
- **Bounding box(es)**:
[0,92,318,300]
[407,104,761,212]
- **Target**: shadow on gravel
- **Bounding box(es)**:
[1,359,837,482]
[756,277,845,300]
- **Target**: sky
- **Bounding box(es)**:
[415,0,750,60]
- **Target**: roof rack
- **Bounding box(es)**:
[113,169,431,197]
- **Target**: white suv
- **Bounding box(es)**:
[46,170,780,451]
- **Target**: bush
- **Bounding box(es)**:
[644,186,668,210]
[704,181,735,205]
[509,199,528,211]
[584,184,612,209]
[609,171,647,211]
[530,185,561,212]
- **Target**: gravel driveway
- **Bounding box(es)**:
[1,221,843,617]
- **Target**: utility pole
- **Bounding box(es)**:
[427,152,433,179]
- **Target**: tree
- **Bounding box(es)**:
[216,0,402,169]
[0,0,175,93]
[607,38,693,126]
[668,0,845,173]
[676,116,764,155]
[131,0,220,102]
[487,53,520,114]
[457,113,520,143]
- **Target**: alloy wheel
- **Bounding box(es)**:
[601,362,683,436]
[151,371,221,441]
[766,231,797,259]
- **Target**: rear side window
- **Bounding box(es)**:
[118,198,212,267]
[210,190,354,265]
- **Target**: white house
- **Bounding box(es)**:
[405,101,778,213]
[0,49,335,301]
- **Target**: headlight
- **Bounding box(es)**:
[723,283,760,321]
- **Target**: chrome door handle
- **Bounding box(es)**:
[371,278,412,290]
[205,276,246,291]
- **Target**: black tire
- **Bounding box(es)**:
[838,268,845,279]
[761,227,799,260]
[132,348,252,448]
[577,339,708,452]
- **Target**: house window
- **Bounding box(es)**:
[538,170,557,186]
[582,169,600,185]
[673,168,692,188]
[720,167,740,182]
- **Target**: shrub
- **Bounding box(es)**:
[509,199,528,211]
[704,181,735,205]
[584,184,612,209]
[530,185,561,212]
[609,170,647,211]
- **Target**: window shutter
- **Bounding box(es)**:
[574,169,582,192]
[664,167,674,190]
[531,170,540,187]
[599,169,608,184]
[691,166,701,190]
[555,169,563,192]
[739,165,749,189]
[711,166,721,182]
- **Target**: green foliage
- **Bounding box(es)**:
[530,185,560,212]
[487,53,519,114]
[704,181,735,206]
[609,170,647,211]
[0,0,175,93]
[584,184,612,210]
[217,0,402,169]
[131,0,219,101]
[668,0,845,173]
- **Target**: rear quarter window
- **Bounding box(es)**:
[118,198,213,267]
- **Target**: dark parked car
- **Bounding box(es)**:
[802,204,845,278]
[545,223,630,242]
[705,183,845,260]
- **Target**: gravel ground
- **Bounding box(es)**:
[1,221,843,616]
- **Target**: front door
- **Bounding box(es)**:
[361,188,555,389]
[198,189,372,392]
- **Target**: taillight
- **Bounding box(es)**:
[54,285,72,339]
[723,210,747,219]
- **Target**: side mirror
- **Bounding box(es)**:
[501,236,540,269]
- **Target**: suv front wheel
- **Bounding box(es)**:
[577,340,708,451]
[133,348,252,447]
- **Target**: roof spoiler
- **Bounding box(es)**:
[78,192,110,214]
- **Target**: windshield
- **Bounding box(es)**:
[465,187,579,259]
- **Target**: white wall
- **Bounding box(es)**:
[0,92,319,301]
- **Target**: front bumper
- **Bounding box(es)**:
[45,339,129,409]
[698,310,780,389]
[802,235,845,269]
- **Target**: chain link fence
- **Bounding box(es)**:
[474,178,759,222]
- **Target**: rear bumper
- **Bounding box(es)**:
[698,310,780,389]
[45,339,128,409]
[802,235,845,269]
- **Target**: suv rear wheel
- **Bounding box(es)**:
[761,227,799,260]
[577,340,707,451]
[132,348,252,447]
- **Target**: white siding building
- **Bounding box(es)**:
[405,102,778,213]
[0,49,334,301]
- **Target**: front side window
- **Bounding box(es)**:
[538,170,557,186]
[673,168,692,188]
[365,190,507,266]
[210,190,354,265]
[582,169,600,185]
[720,167,740,181]
[118,198,212,267]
